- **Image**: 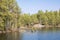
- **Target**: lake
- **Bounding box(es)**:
[0,30,60,40]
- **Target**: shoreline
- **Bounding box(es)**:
[0,27,60,33]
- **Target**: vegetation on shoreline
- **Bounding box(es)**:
[0,0,60,31]
[20,10,60,27]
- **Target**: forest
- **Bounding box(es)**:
[0,0,60,31]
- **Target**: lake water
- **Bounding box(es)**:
[0,31,60,40]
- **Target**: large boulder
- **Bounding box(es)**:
[33,24,45,28]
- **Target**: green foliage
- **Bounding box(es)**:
[18,10,60,28]
[36,10,60,27]
[0,0,60,31]
[0,0,21,31]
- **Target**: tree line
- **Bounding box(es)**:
[0,0,60,31]
[19,10,60,28]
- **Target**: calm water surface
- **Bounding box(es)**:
[0,31,60,40]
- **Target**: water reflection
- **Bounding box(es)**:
[0,32,21,40]
[6,32,19,40]
[0,33,6,40]
[0,31,60,40]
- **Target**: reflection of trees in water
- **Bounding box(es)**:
[6,32,21,40]
[0,32,22,40]
[0,33,6,40]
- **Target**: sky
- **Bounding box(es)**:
[16,0,60,14]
